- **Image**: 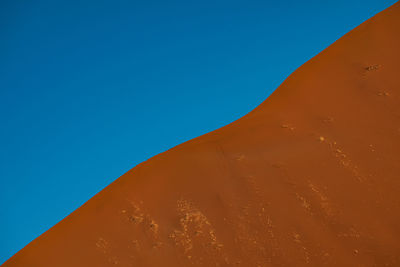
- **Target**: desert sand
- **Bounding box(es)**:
[3,2,400,266]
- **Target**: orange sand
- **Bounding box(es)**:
[3,2,400,266]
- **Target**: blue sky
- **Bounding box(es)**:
[0,0,397,264]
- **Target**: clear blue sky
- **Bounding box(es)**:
[0,0,397,264]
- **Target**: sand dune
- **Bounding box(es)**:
[3,2,400,266]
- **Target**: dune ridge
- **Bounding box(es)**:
[3,2,400,266]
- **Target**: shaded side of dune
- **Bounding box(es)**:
[3,2,400,267]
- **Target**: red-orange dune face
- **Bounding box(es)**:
[3,2,400,267]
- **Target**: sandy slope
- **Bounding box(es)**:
[3,2,400,266]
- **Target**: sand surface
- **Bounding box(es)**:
[3,2,400,266]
